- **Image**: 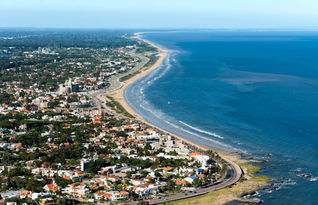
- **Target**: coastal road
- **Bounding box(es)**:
[86,89,121,118]
[107,52,149,92]
[149,161,242,204]
[86,42,243,204]
[86,52,149,117]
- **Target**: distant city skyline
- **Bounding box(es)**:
[1,0,318,29]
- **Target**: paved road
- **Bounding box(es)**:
[149,161,242,204]
[86,51,243,205]
[107,52,149,92]
[87,52,149,118]
[86,89,121,118]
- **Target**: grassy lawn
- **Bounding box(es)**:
[105,95,133,118]
[119,70,141,82]
[119,55,159,82]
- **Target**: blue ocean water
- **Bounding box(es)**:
[125,31,318,204]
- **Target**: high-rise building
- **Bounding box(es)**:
[80,159,90,171]
[57,79,80,94]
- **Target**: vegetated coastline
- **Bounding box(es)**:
[105,32,273,204]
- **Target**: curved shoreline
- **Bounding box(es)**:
[106,32,273,204]
[110,33,225,154]
[109,32,242,169]
[110,33,234,156]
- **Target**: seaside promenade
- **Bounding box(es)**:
[90,33,243,204]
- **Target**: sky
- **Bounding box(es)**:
[1,0,318,29]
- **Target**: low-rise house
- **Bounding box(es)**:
[31,193,51,200]
[43,183,60,192]
[134,184,158,197]
[175,179,188,186]
[130,179,142,186]
[94,191,129,201]
[103,175,120,182]
[63,183,89,197]
[20,191,32,199]
[184,176,198,184]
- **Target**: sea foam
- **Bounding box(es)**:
[179,120,224,139]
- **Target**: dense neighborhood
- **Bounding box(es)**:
[0,30,227,204]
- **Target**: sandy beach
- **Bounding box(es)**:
[106,33,273,204]
[109,33,243,162]
[111,35,208,150]
[110,33,242,174]
[110,33,238,159]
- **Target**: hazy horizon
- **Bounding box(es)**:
[1,0,318,29]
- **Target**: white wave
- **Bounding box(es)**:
[262,189,273,194]
[137,98,240,151]
[139,99,171,121]
[270,178,297,191]
[165,120,249,154]
[144,53,174,86]
[165,120,231,148]
[291,168,304,172]
[252,191,260,197]
[179,120,224,139]
[310,177,318,182]
[127,50,248,154]
[140,88,144,95]
[282,179,297,186]
[135,90,248,153]
[285,180,297,186]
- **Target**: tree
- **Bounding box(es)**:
[168,150,178,156]
[166,180,176,191]
[126,172,132,178]
[140,170,148,178]
[7,167,31,178]
[192,179,202,187]
[55,176,71,188]
[154,172,161,178]
[26,178,44,192]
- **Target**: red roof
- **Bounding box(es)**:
[189,152,201,156]
[46,183,59,191]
